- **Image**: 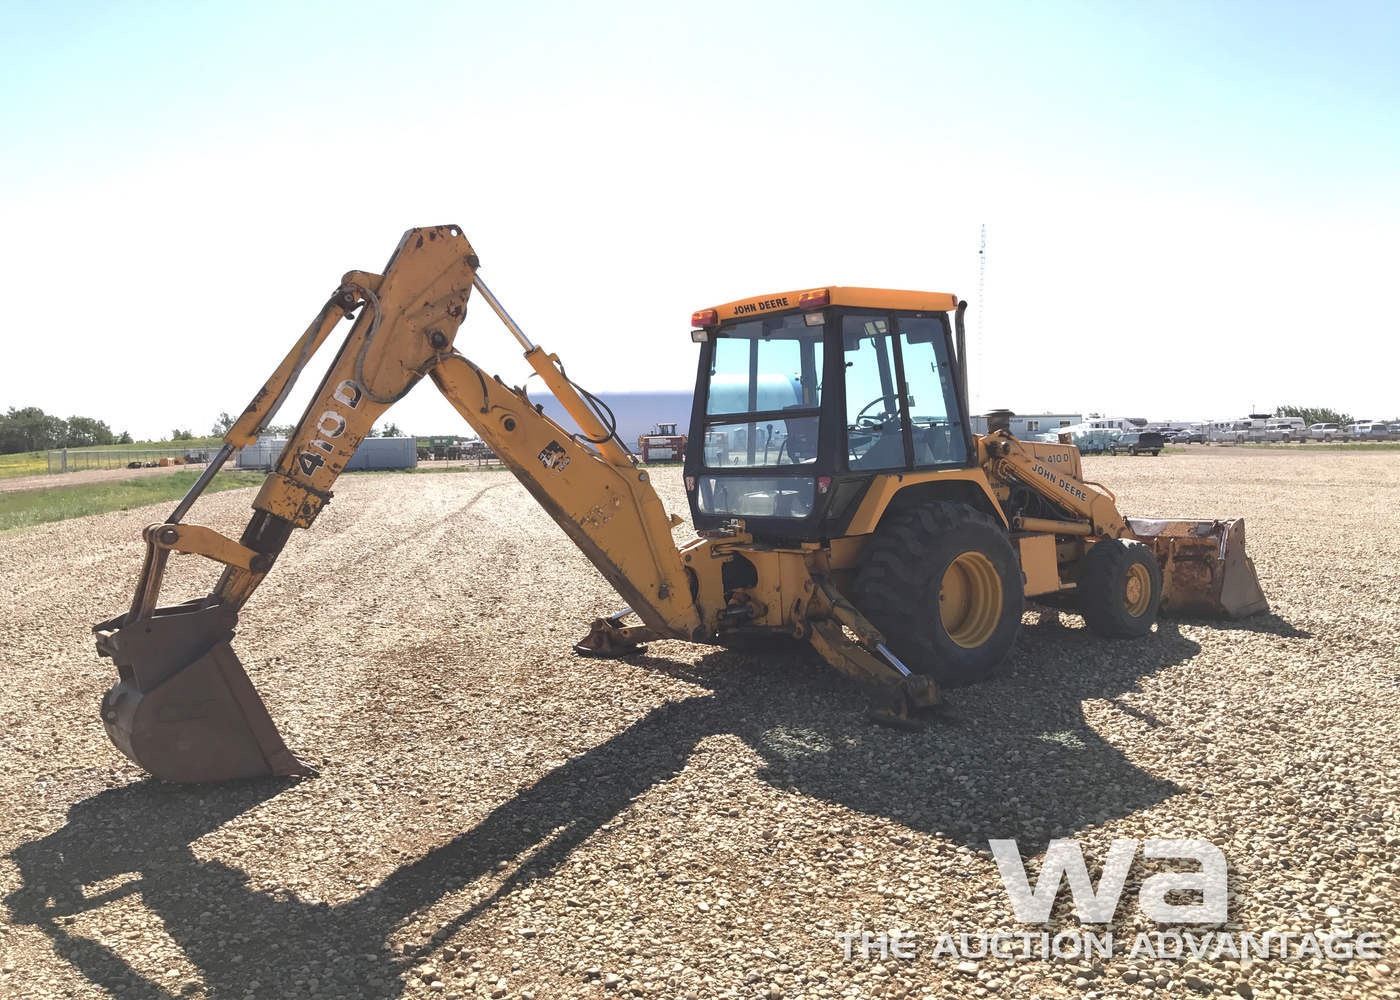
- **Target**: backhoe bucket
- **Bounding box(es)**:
[1127,518,1268,619]
[94,602,314,783]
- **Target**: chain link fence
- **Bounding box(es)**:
[46,447,216,474]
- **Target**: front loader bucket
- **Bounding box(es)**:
[1128,518,1269,619]
[94,601,314,783]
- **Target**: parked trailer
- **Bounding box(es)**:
[638,422,687,462]
[1037,416,1145,453]
[1199,420,1237,444]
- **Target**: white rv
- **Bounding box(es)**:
[1230,417,1270,443]
[1040,416,1145,454]
[1200,420,1237,443]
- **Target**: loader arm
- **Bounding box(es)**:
[95,226,702,782]
[981,431,1130,537]
[980,430,1267,618]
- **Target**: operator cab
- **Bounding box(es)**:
[683,287,973,541]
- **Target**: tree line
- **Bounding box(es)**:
[1,406,411,456]
[0,407,132,453]
[1274,405,1354,427]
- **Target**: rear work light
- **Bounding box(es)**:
[798,289,830,310]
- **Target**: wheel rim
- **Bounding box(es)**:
[1124,563,1152,616]
[939,551,1003,648]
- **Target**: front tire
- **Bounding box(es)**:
[1077,539,1162,638]
[853,503,1024,686]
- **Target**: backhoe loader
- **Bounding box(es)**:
[94,225,1268,782]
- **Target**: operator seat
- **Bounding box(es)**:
[852,424,906,469]
[783,405,817,462]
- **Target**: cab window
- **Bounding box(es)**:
[706,315,822,416]
[898,316,968,466]
[843,315,907,470]
[843,312,966,469]
[702,313,823,474]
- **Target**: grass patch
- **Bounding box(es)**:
[1230,441,1400,452]
[0,452,47,480]
[0,471,265,533]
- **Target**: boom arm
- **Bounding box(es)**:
[95,226,705,782]
[429,355,701,639]
[139,225,700,637]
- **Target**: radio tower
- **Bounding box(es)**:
[974,223,987,414]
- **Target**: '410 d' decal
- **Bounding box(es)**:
[297,379,363,476]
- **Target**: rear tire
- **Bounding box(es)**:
[1077,539,1162,638]
[853,503,1024,686]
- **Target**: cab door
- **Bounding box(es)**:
[894,315,971,467]
[839,311,971,471]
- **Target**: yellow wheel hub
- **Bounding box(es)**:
[1124,563,1152,616]
[939,551,1003,648]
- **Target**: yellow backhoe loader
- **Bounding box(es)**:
[94,225,1268,782]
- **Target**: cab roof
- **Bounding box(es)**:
[703,286,959,324]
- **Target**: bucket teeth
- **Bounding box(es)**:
[95,602,313,783]
[1128,517,1269,619]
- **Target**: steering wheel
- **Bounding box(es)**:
[854,396,897,427]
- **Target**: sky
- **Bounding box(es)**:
[1,0,1397,440]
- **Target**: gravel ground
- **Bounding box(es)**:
[0,451,1396,999]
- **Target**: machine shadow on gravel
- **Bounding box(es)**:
[1174,610,1312,639]
[718,615,1202,854]
[7,621,1202,998]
